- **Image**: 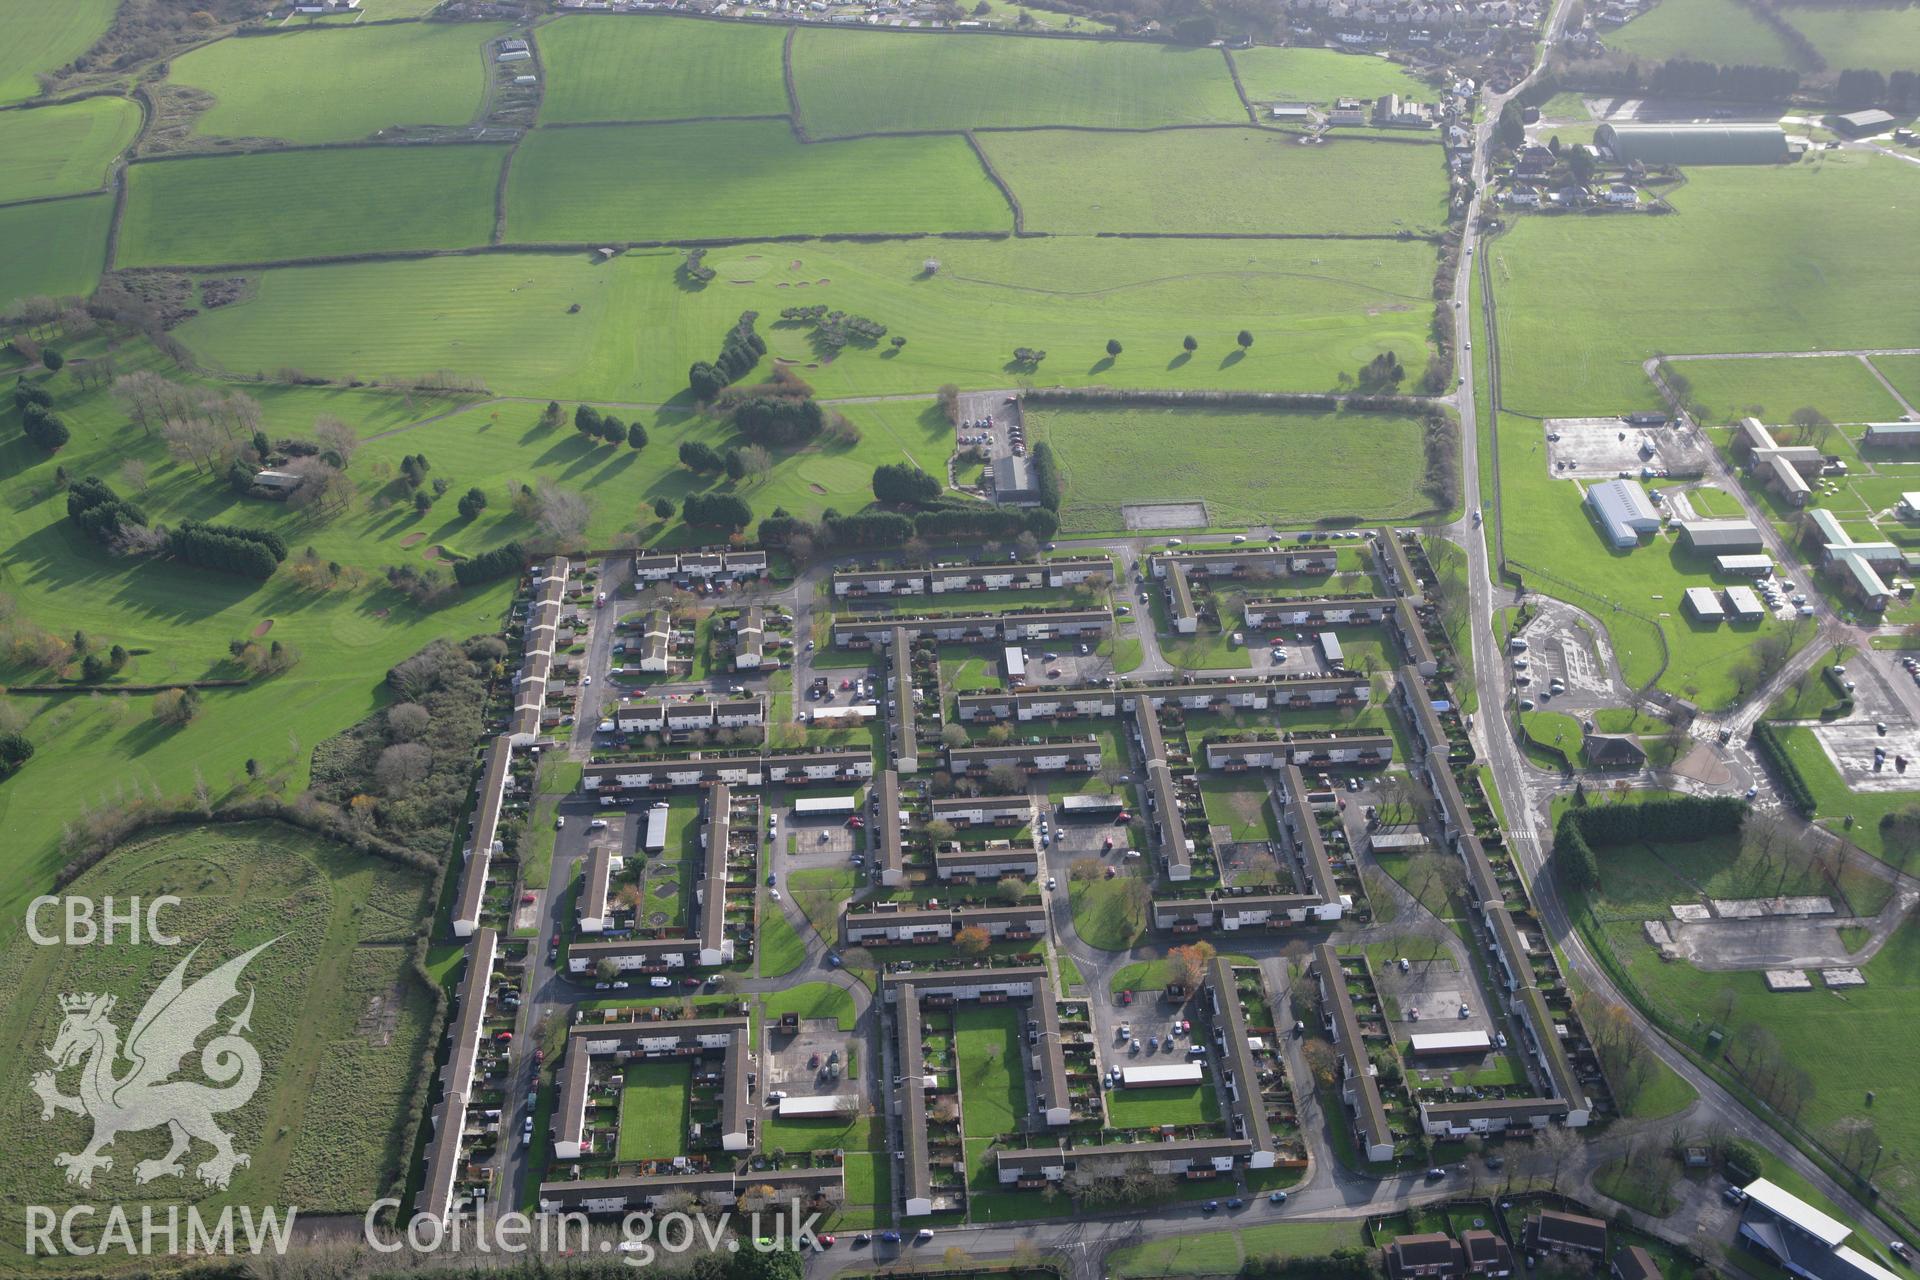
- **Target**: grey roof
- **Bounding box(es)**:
[994,453,1038,498]
[874,769,904,880]
[1208,956,1274,1155]
[1595,121,1788,163]
[1674,518,1762,551]
[1587,478,1660,546]
[1313,943,1391,1157]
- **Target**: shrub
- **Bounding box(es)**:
[453,541,525,587]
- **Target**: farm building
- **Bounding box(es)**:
[1594,122,1789,165]
[1725,585,1766,620]
[1864,422,1920,450]
[1832,109,1897,138]
[993,454,1041,505]
[1735,1177,1897,1280]
[252,468,305,494]
[1270,102,1314,121]
[1683,586,1724,622]
[1716,554,1774,577]
[1585,478,1660,548]
[1674,518,1762,553]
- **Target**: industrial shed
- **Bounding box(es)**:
[1595,122,1790,165]
[1674,518,1763,553]
[1586,478,1661,548]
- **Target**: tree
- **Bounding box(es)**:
[1105,338,1123,357]
[539,400,564,431]
[1498,99,1526,149]
[375,742,433,795]
[1183,335,1198,353]
[1169,941,1216,989]
[725,449,748,481]
[954,924,990,955]
[1236,329,1254,351]
[533,479,591,546]
[41,348,63,372]
[0,731,33,779]
[574,404,602,437]
[628,421,648,449]
[457,486,488,520]
[152,687,201,727]
[653,497,675,521]
[313,414,357,468]
[873,462,941,506]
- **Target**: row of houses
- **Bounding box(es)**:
[1807,508,1913,613]
[1395,667,1597,1138]
[841,901,1047,946]
[569,782,742,973]
[1152,764,1344,931]
[954,673,1370,724]
[583,748,873,792]
[1151,545,1342,634]
[631,549,768,582]
[1734,417,1831,509]
[1202,733,1395,770]
[887,628,919,774]
[1130,695,1192,882]
[831,558,1111,596]
[511,558,574,741]
[612,695,767,734]
[1244,595,1397,628]
[552,1015,753,1160]
[832,609,1110,648]
[416,929,499,1224]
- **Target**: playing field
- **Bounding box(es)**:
[0,193,112,306]
[1490,154,1920,417]
[118,145,505,267]
[536,15,789,124]
[0,823,435,1220]
[0,0,118,105]
[790,27,1247,136]
[1228,46,1434,104]
[175,236,1436,399]
[504,122,1010,243]
[1605,0,1806,68]
[1032,404,1435,531]
[0,96,139,203]
[165,21,508,144]
[1782,4,1920,74]
[1669,355,1907,425]
[982,127,1445,235]
[617,1060,692,1160]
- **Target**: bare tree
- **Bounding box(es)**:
[117,458,149,494]
[534,479,592,546]
[312,414,357,468]
[374,742,433,795]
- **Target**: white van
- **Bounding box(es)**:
[649,976,672,988]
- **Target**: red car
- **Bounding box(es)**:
[521,892,537,904]
[1119,989,1134,1005]
[682,976,702,988]
[847,816,865,829]
[494,1030,514,1043]
[1114,812,1131,825]
[1101,836,1114,852]
[534,1048,545,1065]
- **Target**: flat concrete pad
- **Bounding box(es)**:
[1809,718,1920,792]
[1711,896,1834,919]
[1670,904,1711,923]
[1542,417,1711,481]
[1823,968,1866,987]
[1124,502,1207,530]
[1764,969,1812,991]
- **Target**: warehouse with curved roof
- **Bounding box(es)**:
[1595,122,1791,165]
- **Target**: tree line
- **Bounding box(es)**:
[688,312,765,401]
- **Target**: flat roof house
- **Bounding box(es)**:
[1683,585,1724,622]
[1586,478,1661,548]
[1725,585,1765,620]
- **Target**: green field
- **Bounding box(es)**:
[955,1004,1026,1139]
[0,96,138,203]
[790,28,1247,136]
[1228,46,1433,104]
[118,145,505,267]
[166,21,507,144]
[1571,833,1920,1221]
[0,823,434,1235]
[1783,4,1920,74]
[1109,1219,1367,1277]
[536,16,790,124]
[1671,355,1906,425]
[1033,404,1435,531]
[981,128,1445,235]
[1491,155,1920,417]
[1606,0,1805,68]
[617,1059,693,1160]
[1068,875,1149,950]
[1873,355,1920,411]
[175,236,1437,400]
[0,192,113,306]
[1105,1080,1220,1128]
[505,121,1010,242]
[0,0,118,105]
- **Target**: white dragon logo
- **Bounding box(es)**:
[30,940,273,1190]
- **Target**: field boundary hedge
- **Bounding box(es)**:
[537,113,794,131]
[1221,44,1259,125]
[1022,386,1446,414]
[1751,720,1817,815]
[5,678,252,694]
[963,130,1026,235]
[782,26,807,140]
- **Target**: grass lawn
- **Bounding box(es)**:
[1033,405,1436,533]
[119,145,505,267]
[617,1059,692,1160]
[175,236,1439,402]
[1199,773,1281,842]
[790,28,1246,136]
[1764,647,1853,721]
[536,15,789,123]
[165,21,507,143]
[980,128,1445,235]
[1108,1219,1366,1277]
[1672,356,1905,426]
[1606,0,1805,68]
[0,822,434,1213]
[1228,46,1433,103]
[506,121,1011,243]
[1873,355,1920,411]
[1782,4,1920,74]
[759,896,807,977]
[788,866,857,943]
[1490,154,1920,417]
[760,982,856,1029]
[761,1110,890,1227]
[336,395,950,549]
[1773,724,1920,872]
[0,96,139,203]
[1068,875,1148,951]
[0,0,118,105]
[0,193,112,307]
[1104,1081,1220,1128]
[955,1004,1026,1139]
